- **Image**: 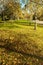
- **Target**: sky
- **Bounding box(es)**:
[20,0,30,13]
[20,0,29,8]
[20,0,25,8]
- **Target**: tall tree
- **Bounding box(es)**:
[24,0,43,20]
[1,0,23,20]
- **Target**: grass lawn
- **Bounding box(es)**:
[0,20,43,65]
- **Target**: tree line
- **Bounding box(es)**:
[0,0,43,21]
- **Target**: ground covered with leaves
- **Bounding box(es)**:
[0,20,43,65]
[0,47,43,65]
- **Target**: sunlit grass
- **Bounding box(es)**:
[0,20,43,49]
[0,20,43,65]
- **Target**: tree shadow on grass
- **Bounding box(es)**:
[15,22,43,28]
[0,23,21,29]
[7,25,20,28]
[0,46,43,61]
[15,22,30,26]
[14,21,34,26]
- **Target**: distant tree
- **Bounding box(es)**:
[1,0,23,20]
[36,7,43,20]
[23,0,43,20]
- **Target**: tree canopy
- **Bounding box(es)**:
[0,0,43,20]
